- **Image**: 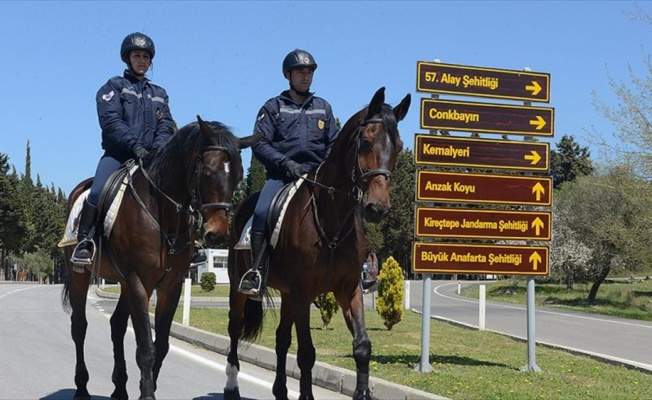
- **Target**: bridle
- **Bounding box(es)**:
[353,117,393,187]
[135,144,234,253]
[187,145,233,214]
[303,115,394,202]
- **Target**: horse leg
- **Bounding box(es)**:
[109,290,130,400]
[152,282,182,390]
[125,272,156,400]
[272,295,294,400]
[224,291,247,400]
[337,291,372,400]
[68,271,92,400]
[294,302,316,400]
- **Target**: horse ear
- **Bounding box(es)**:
[365,87,386,120]
[393,93,411,122]
[239,131,264,150]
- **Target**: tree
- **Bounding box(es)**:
[550,134,594,188]
[548,202,592,289]
[589,11,652,181]
[376,149,416,276]
[555,165,652,303]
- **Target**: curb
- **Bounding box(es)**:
[96,288,446,400]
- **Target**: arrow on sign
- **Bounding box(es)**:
[532,182,546,201]
[524,150,541,165]
[526,81,542,96]
[529,251,542,271]
[531,217,544,236]
[529,116,547,130]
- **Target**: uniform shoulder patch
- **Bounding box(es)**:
[101,90,115,102]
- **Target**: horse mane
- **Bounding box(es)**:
[149,120,241,184]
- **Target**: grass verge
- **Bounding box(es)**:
[172,305,652,399]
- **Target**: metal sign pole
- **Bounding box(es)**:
[521,275,541,372]
[416,274,433,372]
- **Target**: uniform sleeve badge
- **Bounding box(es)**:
[101,90,115,102]
[318,119,325,130]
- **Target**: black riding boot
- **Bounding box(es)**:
[238,232,267,299]
[71,199,99,266]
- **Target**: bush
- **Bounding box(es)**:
[376,256,404,330]
[200,272,216,292]
[315,292,339,329]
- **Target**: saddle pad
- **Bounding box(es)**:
[234,175,305,250]
[57,164,138,247]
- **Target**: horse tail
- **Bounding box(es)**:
[240,297,264,342]
[61,270,72,313]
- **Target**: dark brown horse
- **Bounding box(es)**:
[225,87,411,400]
[62,116,258,400]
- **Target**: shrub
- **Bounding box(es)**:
[200,272,216,292]
[376,256,404,330]
[315,292,339,329]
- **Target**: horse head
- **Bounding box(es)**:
[350,87,411,222]
[192,116,260,246]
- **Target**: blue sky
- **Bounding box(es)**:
[1,1,649,195]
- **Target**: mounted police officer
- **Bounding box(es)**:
[238,49,339,298]
[71,32,175,266]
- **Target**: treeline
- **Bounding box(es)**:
[5,132,650,304]
[0,144,67,283]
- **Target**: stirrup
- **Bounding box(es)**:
[70,238,96,268]
[238,269,262,296]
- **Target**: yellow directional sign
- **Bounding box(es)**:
[417,61,551,103]
[412,242,549,275]
[421,98,555,137]
[414,134,550,171]
[415,207,552,241]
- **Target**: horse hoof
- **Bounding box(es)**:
[73,389,91,400]
[353,389,372,400]
[110,388,129,400]
[224,387,241,400]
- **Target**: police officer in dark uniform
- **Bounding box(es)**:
[71,32,175,266]
[238,49,339,297]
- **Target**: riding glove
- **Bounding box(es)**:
[282,159,303,178]
[132,145,150,162]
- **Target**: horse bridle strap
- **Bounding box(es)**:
[188,145,232,213]
[354,117,392,183]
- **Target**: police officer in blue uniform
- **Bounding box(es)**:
[71,32,175,266]
[238,49,339,297]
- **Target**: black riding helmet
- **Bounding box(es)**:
[282,49,317,76]
[120,32,155,63]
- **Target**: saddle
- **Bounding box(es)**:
[58,161,139,247]
[235,176,305,250]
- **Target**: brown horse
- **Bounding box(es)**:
[225,87,411,400]
[61,116,259,400]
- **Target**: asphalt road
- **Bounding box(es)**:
[406,279,652,372]
[0,283,348,400]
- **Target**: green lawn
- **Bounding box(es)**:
[173,305,652,400]
[101,283,231,297]
[106,280,652,399]
[463,278,652,321]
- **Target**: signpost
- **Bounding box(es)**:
[413,60,553,374]
[416,170,552,206]
[420,98,554,137]
[414,134,549,171]
[412,242,549,275]
[415,207,551,241]
[417,61,550,102]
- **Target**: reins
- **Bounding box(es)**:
[300,115,394,297]
[105,146,231,285]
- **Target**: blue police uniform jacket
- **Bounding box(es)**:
[252,90,339,179]
[96,70,175,159]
